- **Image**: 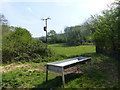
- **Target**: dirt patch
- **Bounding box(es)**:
[64,66,83,74]
[14,64,29,68]
[28,67,46,72]
[28,68,43,72]
[0,66,9,73]
[0,64,30,73]
[0,63,46,73]
[4,64,14,68]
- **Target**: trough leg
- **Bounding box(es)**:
[46,65,48,82]
[62,67,65,87]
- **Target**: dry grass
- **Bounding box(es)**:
[0,63,46,73]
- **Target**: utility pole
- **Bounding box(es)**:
[41,17,51,48]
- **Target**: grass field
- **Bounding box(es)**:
[1,44,119,88]
[49,44,96,57]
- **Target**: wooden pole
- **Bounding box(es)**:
[45,19,47,45]
[41,17,50,49]
[46,29,48,49]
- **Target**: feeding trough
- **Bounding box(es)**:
[46,57,91,86]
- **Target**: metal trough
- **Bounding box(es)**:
[46,57,91,86]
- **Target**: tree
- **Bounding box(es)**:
[0,13,8,25]
[64,25,91,46]
[48,30,57,43]
[48,30,56,36]
[0,14,9,60]
[89,1,120,56]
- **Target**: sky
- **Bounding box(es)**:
[0,0,115,37]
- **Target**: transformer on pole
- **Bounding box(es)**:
[41,17,51,47]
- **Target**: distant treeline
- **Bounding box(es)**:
[39,25,93,46]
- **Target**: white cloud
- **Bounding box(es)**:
[32,33,41,37]
[0,0,50,2]
[19,19,39,25]
[27,7,32,12]
[0,0,79,2]
[80,0,115,14]
[0,0,12,2]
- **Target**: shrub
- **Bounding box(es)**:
[2,26,54,63]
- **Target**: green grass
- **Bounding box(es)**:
[1,44,119,88]
[2,62,59,88]
[49,44,96,57]
[65,54,119,88]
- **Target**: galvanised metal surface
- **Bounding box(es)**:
[47,57,91,68]
[46,57,91,87]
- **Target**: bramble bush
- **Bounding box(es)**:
[2,26,54,63]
